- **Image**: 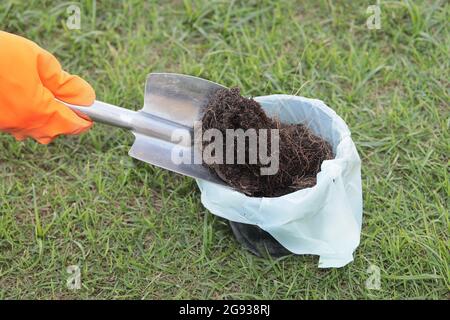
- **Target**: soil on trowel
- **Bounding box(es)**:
[201,87,333,197]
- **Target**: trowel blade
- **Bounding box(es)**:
[128,73,228,186]
[143,73,226,127]
[129,133,225,184]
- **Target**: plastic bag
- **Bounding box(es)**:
[196,95,362,268]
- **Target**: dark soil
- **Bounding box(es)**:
[201,87,333,197]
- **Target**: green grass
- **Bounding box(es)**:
[0,0,448,299]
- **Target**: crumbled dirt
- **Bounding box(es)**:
[201,87,333,197]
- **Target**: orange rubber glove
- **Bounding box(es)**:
[0,31,95,144]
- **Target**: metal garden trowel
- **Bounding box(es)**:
[64,73,227,186]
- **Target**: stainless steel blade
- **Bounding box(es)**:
[65,73,227,186]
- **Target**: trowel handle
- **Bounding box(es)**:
[63,100,187,142]
[64,100,136,130]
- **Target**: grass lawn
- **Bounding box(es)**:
[0,0,448,299]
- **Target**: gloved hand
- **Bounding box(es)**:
[0,31,95,144]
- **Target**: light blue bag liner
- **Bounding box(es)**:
[196,95,362,268]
